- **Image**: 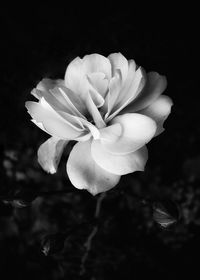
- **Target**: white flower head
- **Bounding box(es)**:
[26,53,173,195]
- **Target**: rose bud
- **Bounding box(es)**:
[41,233,66,256]
[153,199,180,228]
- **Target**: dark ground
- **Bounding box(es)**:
[0,4,199,280]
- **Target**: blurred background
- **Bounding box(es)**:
[0,4,199,280]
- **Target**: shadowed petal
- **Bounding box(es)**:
[38,137,68,174]
[51,87,87,117]
[67,141,120,195]
[139,95,173,136]
[91,140,148,175]
[123,72,167,113]
[103,71,123,119]
[102,113,156,154]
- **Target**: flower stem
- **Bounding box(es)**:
[79,192,106,276]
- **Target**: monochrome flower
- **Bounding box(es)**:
[25,53,173,195]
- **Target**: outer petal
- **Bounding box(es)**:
[101,113,156,155]
[25,99,86,140]
[31,119,48,133]
[138,95,173,136]
[32,78,64,99]
[67,141,120,195]
[108,53,129,83]
[37,78,65,91]
[38,137,68,174]
[123,72,167,113]
[91,140,148,175]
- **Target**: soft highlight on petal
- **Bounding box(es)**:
[64,54,111,106]
[67,141,120,195]
[82,54,112,79]
[101,113,157,155]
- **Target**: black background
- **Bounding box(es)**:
[0,4,199,280]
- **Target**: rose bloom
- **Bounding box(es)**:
[26,53,173,195]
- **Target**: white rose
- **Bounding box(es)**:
[26,53,173,195]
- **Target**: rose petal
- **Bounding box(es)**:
[87,72,108,98]
[138,95,173,136]
[106,63,145,121]
[36,88,97,134]
[32,78,64,99]
[108,52,129,83]
[91,140,148,175]
[32,88,79,119]
[38,137,68,174]
[51,87,87,117]
[31,119,48,133]
[82,54,112,78]
[67,140,120,195]
[86,92,106,129]
[99,123,122,143]
[88,87,105,108]
[25,99,87,140]
[101,113,156,155]
[103,71,123,119]
[123,72,167,113]
[64,54,111,106]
